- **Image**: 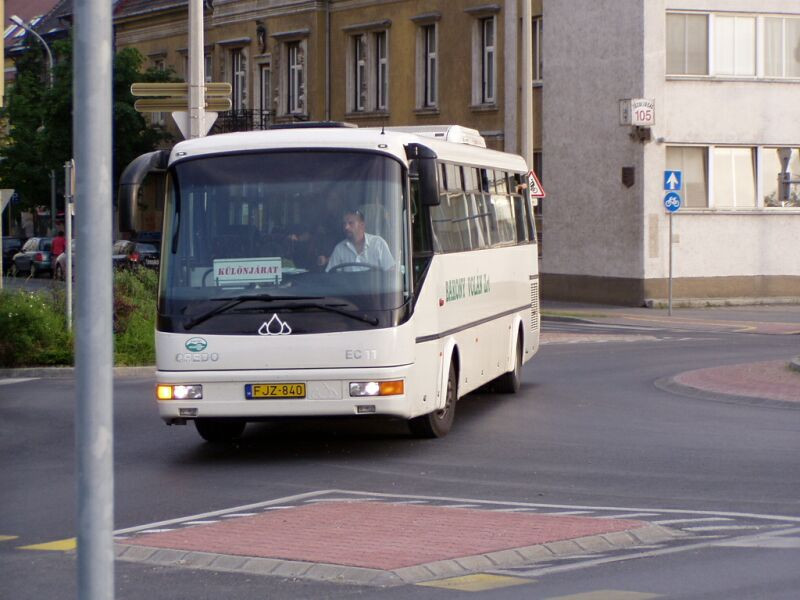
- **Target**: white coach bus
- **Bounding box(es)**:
[118,123,540,442]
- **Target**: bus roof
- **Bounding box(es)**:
[169,125,529,173]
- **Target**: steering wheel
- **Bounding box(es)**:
[327,262,381,272]
[201,268,214,287]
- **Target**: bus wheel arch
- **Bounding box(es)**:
[409,358,457,439]
[494,323,524,394]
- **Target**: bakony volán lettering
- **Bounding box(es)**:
[445,274,490,302]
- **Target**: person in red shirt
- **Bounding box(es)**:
[51,230,66,261]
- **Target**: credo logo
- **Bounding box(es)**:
[185,337,208,352]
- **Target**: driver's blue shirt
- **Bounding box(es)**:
[326,233,394,271]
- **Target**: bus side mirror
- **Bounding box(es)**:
[405,143,440,206]
[118,150,170,233]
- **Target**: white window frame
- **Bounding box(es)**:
[712,14,756,77]
[259,61,272,117]
[287,41,305,115]
[229,47,248,111]
[481,16,496,104]
[532,16,543,82]
[376,30,389,111]
[353,34,368,112]
[422,23,438,108]
[666,12,709,76]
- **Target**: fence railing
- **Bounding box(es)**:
[210,109,274,134]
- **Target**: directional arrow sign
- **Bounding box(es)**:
[664,170,682,191]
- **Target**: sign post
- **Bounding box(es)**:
[663,171,682,316]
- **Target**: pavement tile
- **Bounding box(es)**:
[123,501,646,571]
[673,360,800,404]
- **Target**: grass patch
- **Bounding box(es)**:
[0,267,157,368]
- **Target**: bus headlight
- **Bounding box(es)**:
[349,380,404,397]
[157,384,203,400]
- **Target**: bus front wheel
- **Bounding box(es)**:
[194,418,246,443]
[409,362,457,438]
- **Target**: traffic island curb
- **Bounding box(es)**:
[114,523,680,587]
[0,366,155,379]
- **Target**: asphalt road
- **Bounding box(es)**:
[1,315,799,599]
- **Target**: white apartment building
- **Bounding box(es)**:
[540,0,800,304]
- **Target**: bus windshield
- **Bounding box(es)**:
[159,150,409,334]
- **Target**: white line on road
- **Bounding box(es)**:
[652,517,733,525]
[0,378,38,385]
[684,525,780,532]
[598,513,660,519]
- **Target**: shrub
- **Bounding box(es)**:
[0,266,158,368]
[113,267,157,365]
[0,287,73,367]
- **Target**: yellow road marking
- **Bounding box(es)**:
[544,591,660,600]
[18,537,77,551]
[417,573,534,592]
[0,535,19,542]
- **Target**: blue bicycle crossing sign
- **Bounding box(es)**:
[664,191,682,212]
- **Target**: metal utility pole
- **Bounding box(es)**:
[64,160,74,330]
[73,0,115,597]
[188,0,206,139]
[10,15,57,234]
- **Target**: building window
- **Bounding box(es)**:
[764,17,800,78]
[532,16,543,82]
[713,147,756,208]
[714,15,755,77]
[376,31,388,110]
[205,53,213,83]
[666,13,708,75]
[229,47,248,110]
[260,63,271,117]
[151,57,167,126]
[481,17,496,103]
[354,34,367,111]
[763,148,800,207]
[422,24,437,107]
[666,146,708,208]
[287,41,305,114]
[346,29,390,113]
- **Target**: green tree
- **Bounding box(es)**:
[0,38,176,213]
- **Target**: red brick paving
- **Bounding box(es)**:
[125,501,645,570]
[674,360,800,404]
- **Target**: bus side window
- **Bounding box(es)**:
[411,178,434,287]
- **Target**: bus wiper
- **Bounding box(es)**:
[288,301,380,326]
[183,293,323,330]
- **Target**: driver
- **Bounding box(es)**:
[325,209,394,271]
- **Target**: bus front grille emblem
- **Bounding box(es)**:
[259,314,292,336]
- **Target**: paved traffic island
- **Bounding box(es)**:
[115,501,676,586]
[659,359,800,407]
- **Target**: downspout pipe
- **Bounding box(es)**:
[503,0,518,154]
[520,0,533,169]
[325,0,331,120]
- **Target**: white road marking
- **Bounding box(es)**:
[444,504,480,509]
[598,513,659,519]
[491,526,800,578]
[546,511,593,516]
[0,378,38,386]
[652,517,733,525]
[716,536,800,549]
[221,513,258,518]
[684,525,779,532]
[183,520,219,525]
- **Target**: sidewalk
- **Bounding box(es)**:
[542,300,800,407]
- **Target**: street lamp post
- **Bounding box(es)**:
[10,15,57,234]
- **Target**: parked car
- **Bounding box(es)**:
[10,237,52,277]
[2,237,26,274]
[112,240,160,270]
[54,240,76,280]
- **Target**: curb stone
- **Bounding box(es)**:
[114,523,679,587]
[0,366,155,379]
[791,356,800,373]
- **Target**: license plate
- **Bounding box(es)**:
[245,383,306,399]
[144,258,159,267]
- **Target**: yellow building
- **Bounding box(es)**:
[114,0,541,158]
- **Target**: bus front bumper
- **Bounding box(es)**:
[155,365,418,422]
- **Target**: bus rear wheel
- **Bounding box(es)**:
[194,418,246,443]
[409,362,457,438]
[494,335,522,394]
